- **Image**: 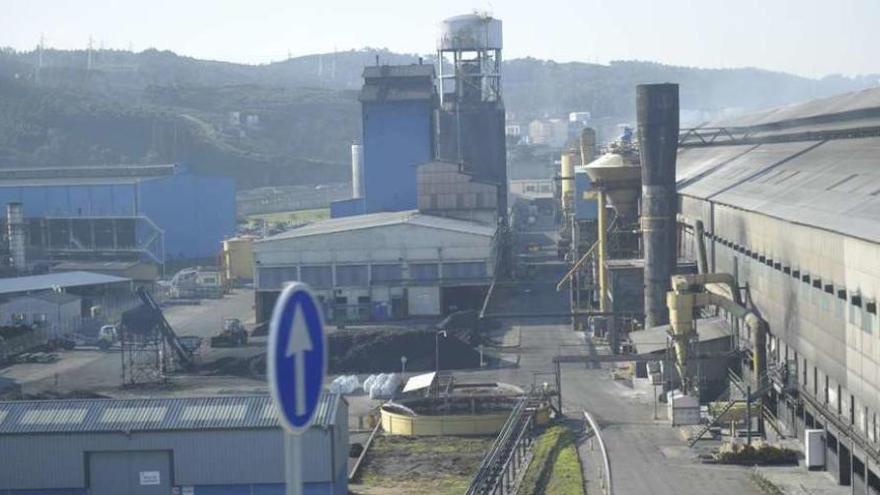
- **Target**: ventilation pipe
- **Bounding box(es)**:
[351,142,364,199]
[638,83,680,329]
[667,273,766,391]
[6,202,25,272]
[579,127,597,166]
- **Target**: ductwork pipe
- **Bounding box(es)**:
[667,274,766,391]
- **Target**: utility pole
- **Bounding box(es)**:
[435,330,447,376]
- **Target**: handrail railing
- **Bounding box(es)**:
[466,398,534,495]
[583,409,613,495]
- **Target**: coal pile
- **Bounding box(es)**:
[329,327,487,373]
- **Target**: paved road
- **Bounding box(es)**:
[0,289,256,395]
[462,208,762,495]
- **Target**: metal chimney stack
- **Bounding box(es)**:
[7,202,25,272]
[638,84,679,329]
[351,142,364,199]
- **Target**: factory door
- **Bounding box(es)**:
[88,450,172,495]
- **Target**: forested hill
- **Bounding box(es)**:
[0,47,876,187]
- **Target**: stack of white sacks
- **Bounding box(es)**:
[363,373,402,399]
[328,375,361,394]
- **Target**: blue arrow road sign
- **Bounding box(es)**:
[268,282,327,434]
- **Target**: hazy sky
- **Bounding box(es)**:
[2,0,877,78]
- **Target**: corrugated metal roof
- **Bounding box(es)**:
[631,316,731,354]
[710,87,880,129]
[257,210,496,244]
[0,271,130,295]
[0,394,342,435]
[677,137,880,244]
[15,291,81,304]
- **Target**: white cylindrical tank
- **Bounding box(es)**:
[6,202,25,272]
[438,13,503,50]
[351,142,364,199]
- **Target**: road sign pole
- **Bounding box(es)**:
[268,282,327,495]
[285,432,304,495]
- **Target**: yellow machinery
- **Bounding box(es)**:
[666,273,768,391]
[222,236,255,282]
[560,150,576,214]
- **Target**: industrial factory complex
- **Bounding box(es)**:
[0,10,879,495]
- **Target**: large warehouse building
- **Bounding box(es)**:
[0,394,348,495]
[676,87,880,492]
[0,164,235,264]
[253,210,497,323]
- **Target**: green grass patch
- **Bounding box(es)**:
[245,208,329,226]
[351,435,494,495]
[521,424,585,495]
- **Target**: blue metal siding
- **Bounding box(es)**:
[0,184,138,217]
[362,100,433,213]
[138,173,236,261]
[574,170,598,220]
[329,198,365,218]
[2,490,87,495]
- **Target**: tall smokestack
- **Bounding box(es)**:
[7,202,25,272]
[351,142,364,199]
[638,83,679,329]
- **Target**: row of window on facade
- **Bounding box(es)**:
[2,313,47,325]
[774,336,880,446]
[712,233,878,334]
[257,261,488,290]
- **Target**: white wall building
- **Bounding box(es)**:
[0,292,81,338]
[253,211,497,323]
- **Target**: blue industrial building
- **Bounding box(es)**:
[574,167,598,220]
[0,394,348,495]
[331,64,436,218]
[0,165,235,262]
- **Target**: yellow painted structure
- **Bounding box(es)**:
[596,189,607,312]
[381,407,509,436]
[222,236,255,281]
[560,151,576,213]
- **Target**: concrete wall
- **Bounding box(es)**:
[381,409,509,436]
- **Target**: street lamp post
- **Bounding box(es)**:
[435,330,447,376]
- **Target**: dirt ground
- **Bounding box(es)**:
[350,435,493,495]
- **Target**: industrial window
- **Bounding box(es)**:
[443,262,487,279]
[773,262,781,270]
[256,266,298,290]
[812,279,821,289]
[802,274,811,284]
[792,270,800,279]
[825,284,834,294]
[12,313,25,324]
[783,266,791,274]
[862,307,874,334]
[409,263,439,281]
[371,264,403,283]
[335,265,368,287]
[300,265,333,289]
[868,301,877,315]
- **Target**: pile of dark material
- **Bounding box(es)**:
[0,325,33,340]
[329,327,487,373]
[205,326,491,378]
